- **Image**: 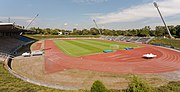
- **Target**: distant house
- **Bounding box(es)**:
[58,32,63,35]
[64,32,70,35]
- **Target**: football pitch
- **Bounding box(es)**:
[54,39,140,56]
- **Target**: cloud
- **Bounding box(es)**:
[83,13,103,16]
[0,16,31,20]
[26,19,32,23]
[64,23,68,26]
[95,0,180,24]
[73,0,108,3]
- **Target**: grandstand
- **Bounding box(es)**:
[100,36,154,44]
[0,23,34,60]
[128,37,140,42]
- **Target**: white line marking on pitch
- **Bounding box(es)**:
[59,44,73,56]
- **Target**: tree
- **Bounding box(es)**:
[168,26,176,36]
[51,29,59,35]
[82,29,89,35]
[126,29,133,36]
[149,30,156,36]
[126,75,154,92]
[175,25,180,37]
[91,80,108,92]
[131,29,138,36]
[90,28,99,35]
[102,29,113,35]
[155,26,166,37]
[30,27,37,32]
[137,27,150,37]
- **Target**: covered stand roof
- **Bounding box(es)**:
[0,23,28,32]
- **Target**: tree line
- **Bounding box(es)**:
[29,25,180,38]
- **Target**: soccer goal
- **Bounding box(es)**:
[110,44,119,51]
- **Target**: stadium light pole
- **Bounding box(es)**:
[93,19,102,35]
[26,14,39,29]
[153,2,173,39]
[8,17,10,23]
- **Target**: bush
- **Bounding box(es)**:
[25,35,100,40]
[149,38,180,48]
[126,75,154,92]
[156,81,180,92]
[91,80,108,92]
[167,81,180,92]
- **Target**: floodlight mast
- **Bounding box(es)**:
[26,14,39,29]
[93,19,102,35]
[8,17,10,23]
[153,2,173,39]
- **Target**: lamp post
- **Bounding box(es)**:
[93,19,102,35]
[8,17,10,23]
[26,14,39,29]
[153,2,173,39]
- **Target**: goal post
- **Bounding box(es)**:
[110,44,119,51]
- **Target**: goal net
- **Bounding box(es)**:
[110,44,119,51]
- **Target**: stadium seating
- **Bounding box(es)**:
[114,36,124,41]
[100,36,154,44]
[0,37,22,53]
[18,36,32,42]
[0,23,35,58]
[128,37,140,42]
[0,36,34,55]
[122,37,132,42]
[136,37,153,43]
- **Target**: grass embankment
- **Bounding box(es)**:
[54,40,140,56]
[149,38,180,48]
[25,35,100,40]
[0,63,66,92]
[1,61,180,92]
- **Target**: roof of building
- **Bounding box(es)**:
[0,23,27,32]
[0,23,14,26]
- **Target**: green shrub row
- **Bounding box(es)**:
[91,75,180,92]
[149,38,180,48]
[25,35,100,40]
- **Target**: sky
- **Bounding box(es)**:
[0,0,180,30]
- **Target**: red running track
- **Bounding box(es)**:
[44,40,180,74]
[33,43,42,51]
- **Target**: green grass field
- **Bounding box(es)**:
[54,39,140,56]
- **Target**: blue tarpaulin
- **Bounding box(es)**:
[124,48,134,50]
[103,50,113,53]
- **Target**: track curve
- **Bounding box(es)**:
[44,40,180,74]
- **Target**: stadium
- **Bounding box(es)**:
[0,1,180,92]
[0,22,180,91]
